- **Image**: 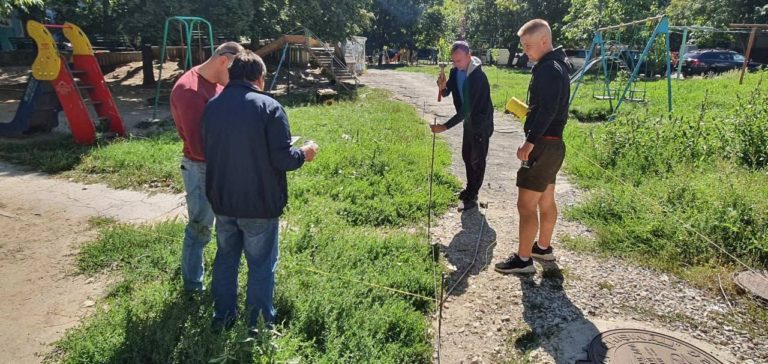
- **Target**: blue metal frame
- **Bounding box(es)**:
[269,42,290,92]
[570,16,673,120]
[1,75,61,136]
[152,16,215,120]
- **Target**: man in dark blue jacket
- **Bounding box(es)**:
[433,41,494,212]
[202,50,318,330]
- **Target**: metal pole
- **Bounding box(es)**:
[153,17,172,120]
[665,29,673,113]
[569,32,601,105]
[676,28,688,79]
[613,17,668,120]
[287,44,291,95]
[428,117,436,242]
[600,33,613,112]
[739,27,757,85]
[597,15,664,32]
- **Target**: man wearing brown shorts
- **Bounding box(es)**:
[495,19,570,274]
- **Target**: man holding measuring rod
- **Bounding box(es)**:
[433,41,494,212]
[495,19,571,274]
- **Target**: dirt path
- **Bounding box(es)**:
[361,69,764,364]
[0,162,185,363]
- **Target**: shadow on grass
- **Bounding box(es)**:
[0,125,179,175]
[0,134,93,173]
[272,85,361,108]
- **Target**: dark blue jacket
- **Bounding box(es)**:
[440,56,494,139]
[203,80,305,219]
[525,47,571,144]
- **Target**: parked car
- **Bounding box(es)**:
[416,48,437,64]
[511,52,535,68]
[565,49,587,72]
[679,49,762,76]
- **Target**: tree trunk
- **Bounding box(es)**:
[142,44,156,87]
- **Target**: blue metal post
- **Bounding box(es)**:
[569,32,602,105]
[612,16,670,120]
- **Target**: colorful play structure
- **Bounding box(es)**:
[151,18,359,119]
[1,21,125,144]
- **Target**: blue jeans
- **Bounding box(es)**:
[180,157,215,291]
[212,215,279,326]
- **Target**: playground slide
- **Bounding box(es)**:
[569,56,628,84]
[254,35,322,57]
[0,75,61,137]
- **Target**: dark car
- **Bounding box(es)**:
[565,49,588,71]
[416,48,437,64]
[679,49,762,76]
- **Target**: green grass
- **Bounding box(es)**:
[400,64,767,122]
[47,88,460,363]
[0,129,184,192]
[403,64,768,283]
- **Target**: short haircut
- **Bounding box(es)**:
[213,41,244,58]
[517,19,551,38]
[228,50,266,82]
[451,40,470,54]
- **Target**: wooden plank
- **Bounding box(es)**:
[739,27,757,85]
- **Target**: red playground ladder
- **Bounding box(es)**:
[27,20,125,145]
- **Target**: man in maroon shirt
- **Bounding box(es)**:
[170,41,244,291]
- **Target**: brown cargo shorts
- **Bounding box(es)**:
[516,139,566,192]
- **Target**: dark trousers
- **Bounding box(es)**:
[461,131,490,200]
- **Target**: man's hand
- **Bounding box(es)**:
[430,124,448,134]
[517,141,534,161]
[301,142,319,162]
[436,72,447,90]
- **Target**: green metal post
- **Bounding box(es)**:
[599,32,614,112]
[152,16,215,120]
[665,28,673,113]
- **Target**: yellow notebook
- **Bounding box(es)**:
[505,97,529,120]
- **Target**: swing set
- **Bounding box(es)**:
[152,16,215,120]
[570,15,673,120]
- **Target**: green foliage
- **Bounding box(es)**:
[0,0,42,17]
[436,37,452,63]
[413,5,445,49]
[44,0,374,44]
[365,0,435,50]
[565,84,768,270]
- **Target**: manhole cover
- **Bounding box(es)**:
[734,270,768,302]
[576,329,723,364]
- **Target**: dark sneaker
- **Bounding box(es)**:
[494,254,535,274]
[531,242,555,261]
[458,199,477,212]
[456,189,468,201]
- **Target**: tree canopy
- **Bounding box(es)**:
[2,0,764,50]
